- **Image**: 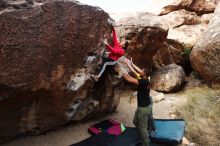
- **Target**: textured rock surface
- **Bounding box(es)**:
[161,8,209,48]
[190,3,220,83]
[150,64,186,92]
[0,0,122,143]
[160,9,201,28]
[115,2,216,73]
[160,0,218,15]
[153,40,187,70]
[167,24,207,48]
[115,0,218,73]
[201,13,214,24]
[150,90,165,103]
[116,13,168,70]
[152,0,217,71]
[153,19,208,72]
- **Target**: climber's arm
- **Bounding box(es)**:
[106,44,124,56]
[112,27,120,47]
[106,44,115,53]
[131,59,143,74]
[123,74,138,85]
[126,62,140,79]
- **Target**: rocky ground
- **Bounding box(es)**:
[1,89,189,146]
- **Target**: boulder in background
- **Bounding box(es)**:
[150,64,186,92]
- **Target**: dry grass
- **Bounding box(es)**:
[178,87,220,146]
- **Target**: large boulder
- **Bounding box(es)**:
[160,9,201,28]
[160,0,217,48]
[167,24,207,48]
[160,7,210,48]
[153,40,189,71]
[152,14,207,72]
[201,13,214,24]
[116,13,168,70]
[116,1,217,72]
[0,0,122,143]
[152,1,217,71]
[190,3,220,83]
[160,0,218,15]
[150,64,186,92]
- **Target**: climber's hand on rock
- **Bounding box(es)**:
[111,24,115,30]
[125,61,130,66]
[107,18,115,26]
[104,51,110,58]
[130,58,134,65]
[124,58,130,63]
[103,39,108,45]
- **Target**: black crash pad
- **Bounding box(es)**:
[71,119,185,146]
[71,127,168,146]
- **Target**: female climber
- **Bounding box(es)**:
[92,26,129,81]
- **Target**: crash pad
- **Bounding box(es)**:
[150,119,185,146]
[88,119,126,135]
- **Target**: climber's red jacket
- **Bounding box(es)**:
[106,28,125,61]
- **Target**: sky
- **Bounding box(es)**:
[77,0,172,20]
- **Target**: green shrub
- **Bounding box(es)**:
[181,48,191,57]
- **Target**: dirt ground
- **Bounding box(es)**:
[1,90,188,146]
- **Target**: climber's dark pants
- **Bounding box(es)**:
[98,58,116,77]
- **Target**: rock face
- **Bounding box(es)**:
[153,39,187,72]
[167,24,207,48]
[116,13,169,70]
[0,0,122,143]
[160,0,218,15]
[150,64,186,92]
[152,0,218,72]
[190,3,220,83]
[160,9,208,48]
[150,90,165,103]
[115,1,218,74]
[161,9,201,28]
[154,13,208,73]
